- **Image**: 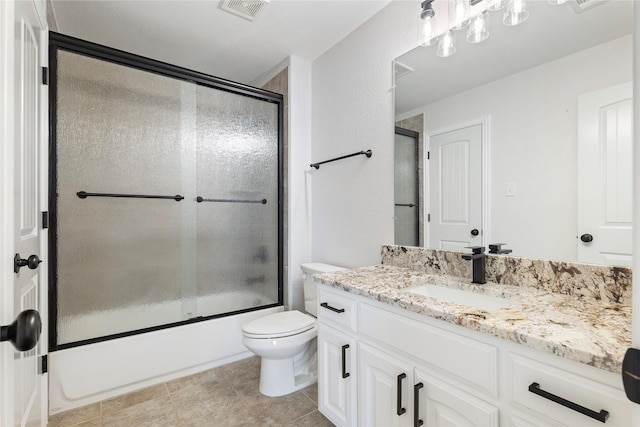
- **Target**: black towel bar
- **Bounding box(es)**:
[196,197,267,204]
[77,191,183,201]
[310,150,372,169]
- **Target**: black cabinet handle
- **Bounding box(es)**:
[528,382,609,423]
[320,302,345,313]
[397,373,407,416]
[414,382,424,427]
[341,344,350,378]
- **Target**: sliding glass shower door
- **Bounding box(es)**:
[51,34,282,348]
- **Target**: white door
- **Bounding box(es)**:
[429,124,483,250]
[578,82,632,266]
[414,369,499,427]
[0,1,48,426]
[359,342,413,427]
[318,325,357,427]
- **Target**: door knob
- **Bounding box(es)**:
[0,310,42,351]
[580,234,594,243]
[470,229,480,236]
[14,253,42,273]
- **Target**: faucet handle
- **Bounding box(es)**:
[465,246,485,255]
[488,243,512,254]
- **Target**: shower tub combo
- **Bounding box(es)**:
[48,33,284,413]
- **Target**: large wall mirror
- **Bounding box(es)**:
[394,0,632,266]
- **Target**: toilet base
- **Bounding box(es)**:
[259,358,317,397]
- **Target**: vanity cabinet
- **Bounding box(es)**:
[317,285,631,427]
[358,342,499,427]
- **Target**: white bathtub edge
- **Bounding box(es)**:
[49,306,282,415]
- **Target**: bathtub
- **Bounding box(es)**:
[49,292,281,415]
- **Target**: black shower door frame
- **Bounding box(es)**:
[48,32,284,351]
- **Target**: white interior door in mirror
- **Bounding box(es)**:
[429,124,482,250]
[578,82,632,266]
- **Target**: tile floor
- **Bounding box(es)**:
[47,356,334,426]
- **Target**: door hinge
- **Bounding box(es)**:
[427,151,430,160]
[42,211,49,229]
[39,355,48,374]
[42,67,49,85]
[428,213,431,222]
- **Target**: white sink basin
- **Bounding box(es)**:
[404,285,510,311]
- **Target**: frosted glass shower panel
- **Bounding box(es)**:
[394,132,419,246]
[56,51,187,344]
[195,85,280,316]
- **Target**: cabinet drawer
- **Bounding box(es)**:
[359,304,498,396]
[509,354,631,426]
[318,287,358,333]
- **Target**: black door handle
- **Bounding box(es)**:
[470,229,479,236]
[580,234,594,243]
[341,344,350,378]
[414,382,424,427]
[14,253,42,273]
[397,373,407,416]
[528,382,609,423]
[1,309,42,351]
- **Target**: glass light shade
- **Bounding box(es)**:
[487,0,507,11]
[503,0,529,26]
[418,15,436,46]
[450,0,470,30]
[467,12,489,44]
[437,30,456,58]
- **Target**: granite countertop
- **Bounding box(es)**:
[313,265,631,374]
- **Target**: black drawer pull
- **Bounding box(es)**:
[528,382,609,423]
[341,344,350,378]
[320,302,345,313]
[397,373,407,416]
[414,382,424,427]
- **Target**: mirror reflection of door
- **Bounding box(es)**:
[394,127,420,246]
[578,82,633,266]
[429,124,483,250]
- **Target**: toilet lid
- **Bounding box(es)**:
[243,310,316,338]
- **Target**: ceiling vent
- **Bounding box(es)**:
[394,61,414,80]
[570,0,609,14]
[221,0,270,21]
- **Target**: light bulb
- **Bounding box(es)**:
[418,15,436,46]
[437,30,456,58]
[504,0,529,26]
[467,12,489,44]
[487,0,507,11]
[450,0,470,30]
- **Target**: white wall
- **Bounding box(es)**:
[411,36,630,261]
[311,0,419,267]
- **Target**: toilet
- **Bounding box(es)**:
[242,262,345,397]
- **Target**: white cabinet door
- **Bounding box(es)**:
[415,369,499,427]
[359,342,413,427]
[318,324,357,427]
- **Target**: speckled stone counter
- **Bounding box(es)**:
[313,265,631,374]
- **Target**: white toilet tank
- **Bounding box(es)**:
[301,263,346,316]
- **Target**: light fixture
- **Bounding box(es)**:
[437,30,456,58]
[418,0,436,46]
[467,11,489,43]
[418,0,542,59]
[547,0,568,4]
[450,0,470,30]
[503,0,529,26]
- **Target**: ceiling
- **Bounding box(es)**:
[394,0,633,115]
[49,0,393,85]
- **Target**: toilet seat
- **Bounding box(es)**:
[242,310,316,339]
